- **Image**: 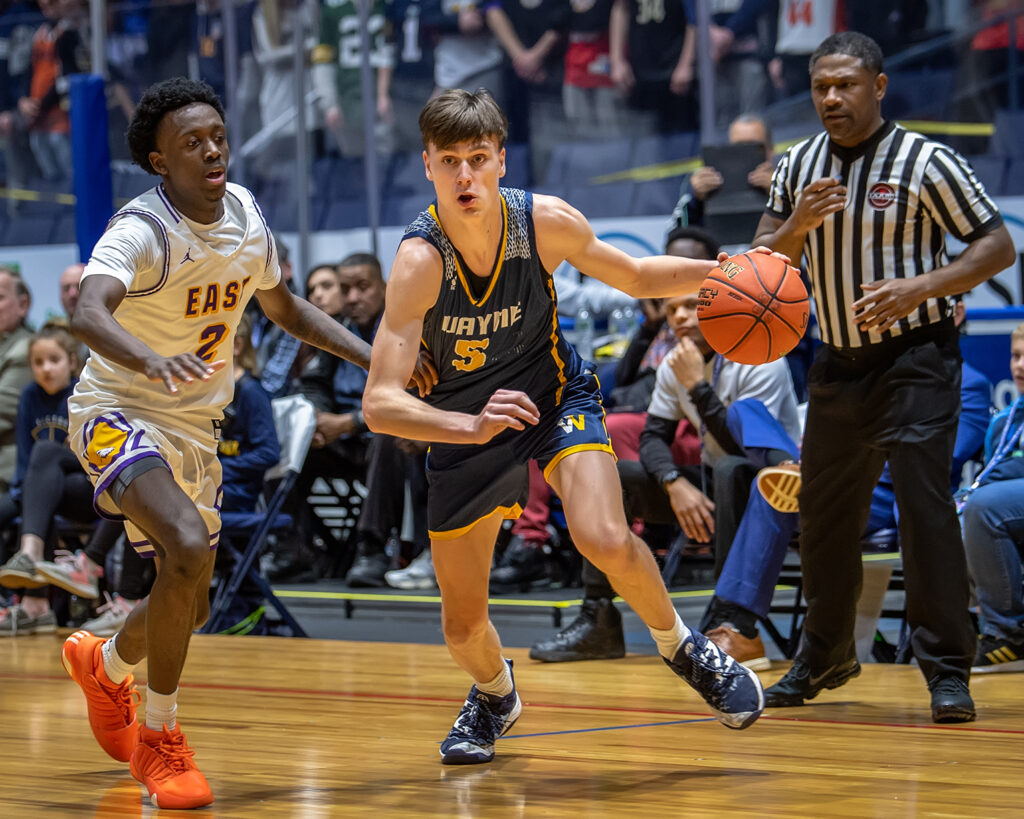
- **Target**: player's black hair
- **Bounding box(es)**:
[665,225,721,260]
[419,88,508,151]
[127,77,226,175]
[809,32,884,77]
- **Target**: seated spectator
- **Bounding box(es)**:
[959,323,1024,673]
[249,234,302,398]
[0,322,88,634]
[670,114,775,231]
[530,288,801,665]
[0,268,33,497]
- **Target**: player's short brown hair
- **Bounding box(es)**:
[419,88,508,151]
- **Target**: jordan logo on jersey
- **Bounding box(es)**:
[180,248,195,265]
[557,414,585,434]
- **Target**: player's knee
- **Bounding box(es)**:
[193,595,210,629]
[580,530,639,578]
[441,611,488,648]
[160,528,210,585]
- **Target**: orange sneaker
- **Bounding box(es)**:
[130,724,213,810]
[61,630,140,762]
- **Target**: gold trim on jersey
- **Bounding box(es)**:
[542,443,617,482]
[428,195,509,308]
[544,273,568,404]
[429,503,524,540]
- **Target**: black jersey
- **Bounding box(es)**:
[403,187,585,415]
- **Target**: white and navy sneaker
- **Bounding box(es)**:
[440,659,522,764]
[664,629,765,729]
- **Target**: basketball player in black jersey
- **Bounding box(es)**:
[363,89,778,764]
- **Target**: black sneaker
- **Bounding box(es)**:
[763,657,861,707]
[528,599,626,662]
[928,675,976,723]
[345,552,389,588]
[440,659,522,764]
[972,634,1024,674]
[489,536,552,594]
[664,629,764,730]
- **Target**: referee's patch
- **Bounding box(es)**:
[868,182,897,209]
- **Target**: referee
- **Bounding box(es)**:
[753,32,1015,722]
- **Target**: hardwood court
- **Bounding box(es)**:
[1,634,1021,817]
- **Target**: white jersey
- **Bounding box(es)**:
[646,354,801,468]
[72,181,280,424]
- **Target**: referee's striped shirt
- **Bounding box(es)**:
[765,121,1004,349]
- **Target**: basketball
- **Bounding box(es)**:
[697,253,809,365]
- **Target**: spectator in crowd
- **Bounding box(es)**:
[0,0,45,212]
[0,268,33,494]
[312,0,394,157]
[58,261,83,317]
[194,0,260,143]
[17,0,89,181]
[769,0,845,100]
[486,0,568,152]
[964,321,1024,673]
[562,0,629,141]
[670,114,775,231]
[247,0,319,173]
[0,322,83,634]
[694,0,774,129]
[423,1,504,105]
[386,0,437,153]
[531,286,801,665]
[955,0,1024,123]
[249,233,302,398]
[610,0,696,135]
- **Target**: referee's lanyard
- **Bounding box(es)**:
[956,397,1024,512]
[699,354,725,496]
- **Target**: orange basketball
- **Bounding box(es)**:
[697,253,809,365]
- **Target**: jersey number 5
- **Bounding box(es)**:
[452,338,489,372]
[196,322,229,362]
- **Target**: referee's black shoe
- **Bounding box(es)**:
[928,675,976,723]
[763,657,861,707]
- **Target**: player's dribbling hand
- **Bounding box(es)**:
[472,389,539,444]
[144,355,225,394]
[717,247,792,266]
[408,349,439,397]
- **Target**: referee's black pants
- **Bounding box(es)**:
[797,323,976,683]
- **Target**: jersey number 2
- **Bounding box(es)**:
[196,323,229,362]
[452,338,489,372]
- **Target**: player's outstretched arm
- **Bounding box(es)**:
[257,278,372,370]
[362,239,539,444]
[72,274,221,394]
[532,194,717,298]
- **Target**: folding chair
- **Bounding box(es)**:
[204,394,317,637]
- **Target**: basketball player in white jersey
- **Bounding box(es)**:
[58,77,435,810]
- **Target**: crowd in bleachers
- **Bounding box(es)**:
[2,1,1023,241]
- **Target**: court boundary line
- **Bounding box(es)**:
[6,670,1022,736]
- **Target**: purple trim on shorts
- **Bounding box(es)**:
[130,530,222,559]
[92,451,171,521]
[116,209,171,297]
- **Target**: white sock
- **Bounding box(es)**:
[146,686,178,732]
[101,636,136,685]
[650,611,692,660]
[476,661,514,698]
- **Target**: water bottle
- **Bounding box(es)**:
[621,304,638,338]
[609,307,626,340]
[575,304,595,362]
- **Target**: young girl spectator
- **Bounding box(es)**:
[0,322,84,634]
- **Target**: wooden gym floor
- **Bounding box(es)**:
[0,634,1021,817]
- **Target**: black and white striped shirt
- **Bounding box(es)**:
[766,121,1003,349]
